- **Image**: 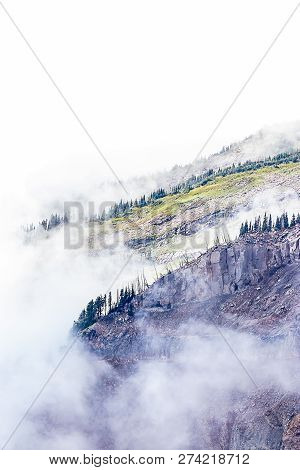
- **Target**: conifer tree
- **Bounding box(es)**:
[283,212,289,229]
[275,216,281,231]
[262,213,268,232]
[94,296,103,318]
[108,292,112,312]
[85,300,95,326]
[257,215,261,231]
[268,214,272,232]
[78,309,86,325]
[290,213,296,227]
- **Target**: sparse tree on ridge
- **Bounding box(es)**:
[262,213,268,232]
[290,213,296,227]
[240,211,300,237]
[268,214,272,232]
[275,216,281,231]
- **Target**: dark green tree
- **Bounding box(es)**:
[108,292,112,312]
[262,213,268,232]
[268,214,272,232]
[94,296,103,317]
[275,216,281,231]
[290,213,296,227]
[85,300,96,326]
[282,212,289,229]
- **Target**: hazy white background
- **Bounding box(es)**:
[0,0,300,222]
[0,0,300,450]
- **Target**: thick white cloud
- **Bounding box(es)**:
[1,0,300,449]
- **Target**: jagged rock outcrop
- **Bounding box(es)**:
[143,225,300,305]
[80,226,300,449]
[82,226,300,355]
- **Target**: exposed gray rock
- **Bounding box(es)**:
[79,226,300,449]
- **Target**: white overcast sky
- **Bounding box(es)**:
[0,0,299,217]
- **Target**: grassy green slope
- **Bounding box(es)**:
[89,162,300,262]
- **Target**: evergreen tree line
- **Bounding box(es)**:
[30,150,300,231]
[89,150,300,222]
[24,213,68,232]
[90,188,167,222]
[40,213,69,231]
[73,274,148,332]
[22,223,36,232]
[239,211,300,236]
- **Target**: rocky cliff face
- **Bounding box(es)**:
[143,225,300,304]
[84,226,300,351]
[80,226,300,449]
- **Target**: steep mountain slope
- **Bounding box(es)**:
[128,121,300,191]
[89,161,300,263]
[83,226,300,354]
[79,227,300,449]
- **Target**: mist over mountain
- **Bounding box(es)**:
[126,121,300,193]
[17,121,300,224]
[78,226,300,449]
[2,121,300,450]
